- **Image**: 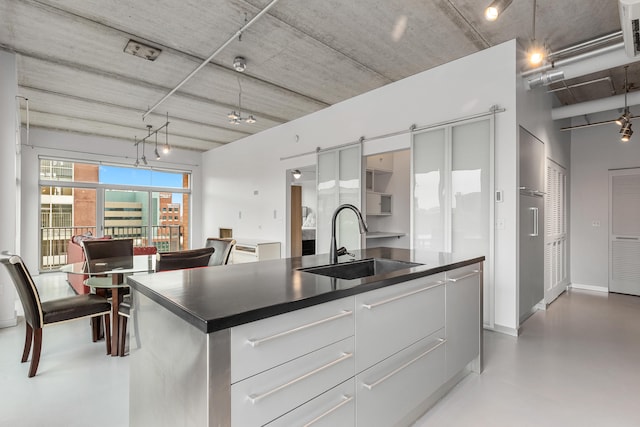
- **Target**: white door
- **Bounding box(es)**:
[609,169,640,296]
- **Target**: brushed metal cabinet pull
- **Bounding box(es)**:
[362,339,446,391]
[302,395,354,427]
[447,270,480,282]
[247,310,353,347]
[248,352,353,404]
[362,281,444,310]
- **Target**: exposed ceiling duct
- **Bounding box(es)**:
[552,90,640,120]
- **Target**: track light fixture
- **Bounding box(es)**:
[134,113,171,163]
[526,0,548,66]
[227,75,258,125]
[484,0,513,21]
[619,66,633,143]
[233,56,247,72]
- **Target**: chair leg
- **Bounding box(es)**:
[21,323,33,363]
[118,316,127,357]
[91,317,98,342]
[28,328,42,378]
[104,314,111,355]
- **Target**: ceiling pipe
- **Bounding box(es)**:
[552,90,640,120]
[143,0,283,120]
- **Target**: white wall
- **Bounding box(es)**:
[0,50,18,328]
[570,107,640,290]
[20,128,203,273]
[203,40,522,331]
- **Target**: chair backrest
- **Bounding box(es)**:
[133,246,158,256]
[82,238,134,273]
[1,256,43,329]
[156,247,215,272]
[204,238,236,266]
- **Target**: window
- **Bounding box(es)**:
[39,158,191,271]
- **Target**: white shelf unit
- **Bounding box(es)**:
[365,154,393,217]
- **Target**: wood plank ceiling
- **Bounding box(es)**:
[0,0,627,152]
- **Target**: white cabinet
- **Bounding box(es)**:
[231,297,354,383]
[356,330,446,427]
[366,192,392,216]
[231,239,281,264]
[445,263,482,380]
[355,274,445,373]
[231,337,355,426]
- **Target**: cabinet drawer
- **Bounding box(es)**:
[356,330,446,427]
[355,275,445,372]
[231,337,355,427]
[265,379,355,427]
[231,297,355,383]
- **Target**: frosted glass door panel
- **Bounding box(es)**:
[412,129,446,251]
[451,120,490,258]
[338,146,362,252]
[317,151,338,254]
[316,145,362,254]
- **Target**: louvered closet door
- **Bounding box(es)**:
[610,169,640,296]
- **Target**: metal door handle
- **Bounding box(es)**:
[529,207,539,237]
[447,270,480,282]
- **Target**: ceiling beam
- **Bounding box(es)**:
[25,0,332,109]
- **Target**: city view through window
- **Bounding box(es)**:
[40,159,191,271]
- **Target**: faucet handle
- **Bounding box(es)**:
[336,247,355,258]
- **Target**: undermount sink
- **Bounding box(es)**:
[299,258,423,280]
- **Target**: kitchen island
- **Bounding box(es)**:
[127,247,484,426]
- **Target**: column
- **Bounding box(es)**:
[0,50,18,328]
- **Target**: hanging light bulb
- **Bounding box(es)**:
[527,40,546,66]
[163,119,171,154]
[621,124,633,142]
[619,66,633,143]
[484,0,513,21]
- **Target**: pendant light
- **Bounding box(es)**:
[619,66,633,143]
[484,0,513,21]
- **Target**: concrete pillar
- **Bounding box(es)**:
[0,50,18,328]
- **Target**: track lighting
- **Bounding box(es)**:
[619,66,634,143]
[484,0,513,21]
[133,113,170,161]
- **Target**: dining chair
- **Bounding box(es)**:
[204,237,236,265]
[1,255,112,377]
[155,247,215,272]
[117,247,215,356]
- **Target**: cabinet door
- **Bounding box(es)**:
[231,296,354,383]
[355,274,445,373]
[366,192,381,215]
[445,263,481,380]
[231,337,355,427]
[356,331,445,427]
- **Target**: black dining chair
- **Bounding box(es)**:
[204,237,236,266]
[155,247,215,272]
[1,255,112,377]
[117,246,215,356]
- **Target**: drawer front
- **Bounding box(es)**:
[356,330,446,427]
[231,296,355,383]
[355,274,445,372]
[265,379,355,427]
[445,263,481,380]
[231,337,355,427]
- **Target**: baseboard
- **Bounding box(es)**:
[569,283,608,293]
[484,323,519,337]
[0,312,17,329]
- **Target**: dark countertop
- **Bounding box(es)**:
[127,247,484,334]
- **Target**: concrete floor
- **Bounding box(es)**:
[1,274,639,426]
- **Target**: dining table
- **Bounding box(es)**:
[61,254,156,356]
